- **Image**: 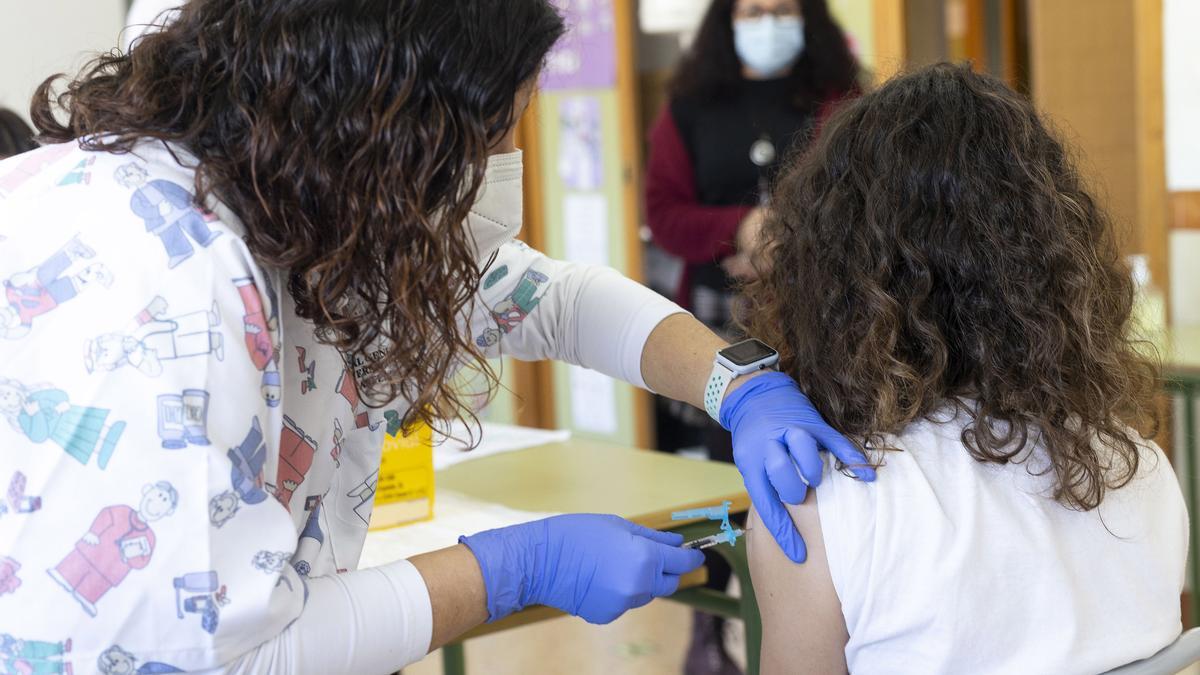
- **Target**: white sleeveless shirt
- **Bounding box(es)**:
[817,408,1188,674]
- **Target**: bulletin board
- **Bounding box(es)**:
[529,0,651,448]
[537,89,644,447]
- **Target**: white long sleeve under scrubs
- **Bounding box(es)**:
[0,141,684,673]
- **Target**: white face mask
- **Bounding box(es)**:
[466,150,524,264]
[733,16,805,77]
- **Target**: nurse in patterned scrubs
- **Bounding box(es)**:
[0,1,870,672]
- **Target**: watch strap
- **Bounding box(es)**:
[704,360,737,423]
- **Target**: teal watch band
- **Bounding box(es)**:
[704,360,737,423]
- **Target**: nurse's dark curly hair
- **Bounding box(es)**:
[0,108,37,159]
[31,0,565,431]
[745,63,1160,510]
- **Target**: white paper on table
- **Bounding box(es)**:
[433,421,571,471]
[562,193,609,266]
[568,365,618,434]
[358,489,560,567]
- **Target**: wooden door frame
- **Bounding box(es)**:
[1134,0,1170,314]
[873,0,908,83]
[615,0,654,449]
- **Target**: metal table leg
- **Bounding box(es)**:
[1174,380,1200,627]
[666,518,761,675]
[723,528,762,675]
[442,642,466,675]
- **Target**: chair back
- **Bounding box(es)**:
[1103,628,1200,675]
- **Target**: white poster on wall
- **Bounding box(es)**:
[638,0,707,34]
[568,365,618,435]
[558,96,604,191]
[1165,0,1200,191]
[562,193,610,267]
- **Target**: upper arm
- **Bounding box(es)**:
[469,241,683,387]
[469,241,560,362]
[747,492,849,675]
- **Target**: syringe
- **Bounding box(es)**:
[684,527,747,550]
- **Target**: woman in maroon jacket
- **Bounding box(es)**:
[643,0,858,671]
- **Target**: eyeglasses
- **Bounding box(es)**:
[733,4,802,20]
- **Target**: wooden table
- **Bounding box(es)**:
[1161,327,1200,624]
[430,439,758,675]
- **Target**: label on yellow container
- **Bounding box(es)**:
[368,422,435,531]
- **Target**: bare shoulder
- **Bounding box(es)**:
[747,492,849,675]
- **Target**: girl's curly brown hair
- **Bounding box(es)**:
[31,0,565,431]
[745,63,1161,510]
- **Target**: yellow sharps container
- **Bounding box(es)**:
[368,421,434,530]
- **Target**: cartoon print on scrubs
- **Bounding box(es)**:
[172,571,229,635]
[0,143,74,197]
[114,163,221,269]
[1,236,112,340]
[296,346,316,394]
[346,469,378,527]
[0,634,71,675]
[329,418,345,468]
[335,369,381,431]
[155,389,210,450]
[254,549,303,588]
[234,277,281,407]
[58,157,96,187]
[475,268,550,348]
[0,377,126,470]
[85,296,224,378]
[251,551,290,574]
[209,417,269,528]
[97,645,182,675]
[482,264,509,291]
[0,557,19,596]
[382,410,404,437]
[273,415,317,511]
[292,503,324,577]
[47,482,178,617]
[2,471,42,517]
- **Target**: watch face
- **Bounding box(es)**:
[720,339,777,367]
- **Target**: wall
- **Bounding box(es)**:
[1164,0,1200,192]
[904,0,948,70]
[1026,0,1170,326]
[1029,0,1139,252]
[0,1,126,120]
[1165,0,1200,325]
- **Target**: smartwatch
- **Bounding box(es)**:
[703,338,780,422]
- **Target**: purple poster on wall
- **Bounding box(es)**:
[541,0,617,91]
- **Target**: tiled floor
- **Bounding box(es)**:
[406,600,695,675]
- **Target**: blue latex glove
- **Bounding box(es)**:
[460,513,705,625]
[720,371,876,563]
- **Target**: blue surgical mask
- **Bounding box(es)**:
[733,16,805,77]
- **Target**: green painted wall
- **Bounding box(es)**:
[537,89,640,447]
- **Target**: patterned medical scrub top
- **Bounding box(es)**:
[0,140,611,673]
